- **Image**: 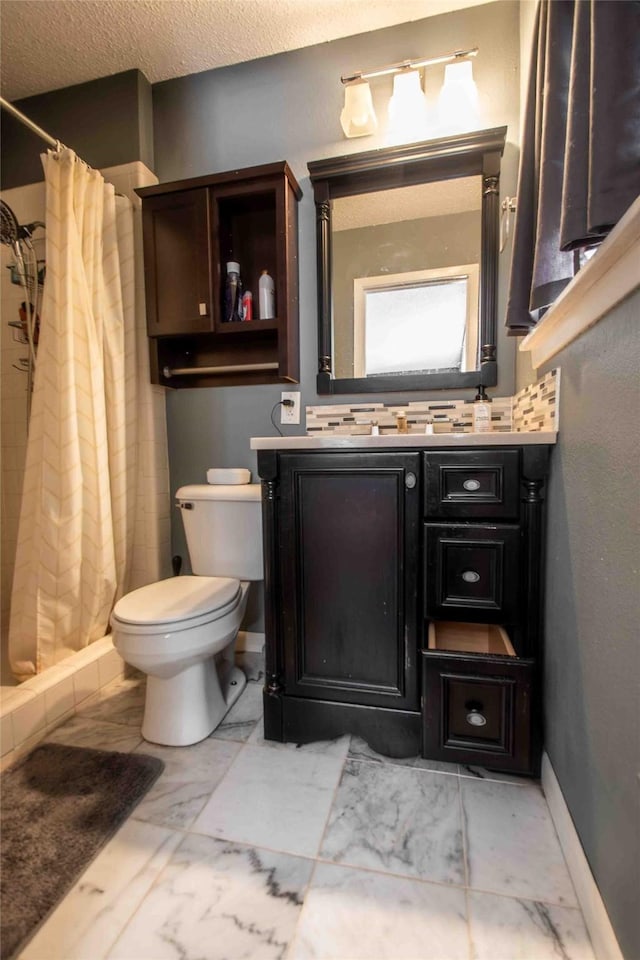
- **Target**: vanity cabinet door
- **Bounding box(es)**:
[278,452,420,710]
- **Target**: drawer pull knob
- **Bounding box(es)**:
[465,702,487,727]
[466,710,487,727]
[405,471,417,490]
[463,478,481,491]
[461,569,480,583]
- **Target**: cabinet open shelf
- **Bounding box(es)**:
[427,621,516,657]
[214,318,279,335]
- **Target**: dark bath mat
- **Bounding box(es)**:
[0,741,164,959]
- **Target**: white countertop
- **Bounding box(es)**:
[250,431,557,450]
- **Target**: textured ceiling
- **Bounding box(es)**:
[1,0,491,101]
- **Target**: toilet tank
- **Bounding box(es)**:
[176,483,263,580]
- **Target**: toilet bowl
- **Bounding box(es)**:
[110,479,263,747]
[111,576,250,746]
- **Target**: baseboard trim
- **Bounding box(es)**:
[236,631,265,654]
[541,752,623,960]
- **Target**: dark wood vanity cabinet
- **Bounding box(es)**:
[137,162,301,388]
[258,444,550,774]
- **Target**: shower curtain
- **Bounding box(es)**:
[9,148,143,676]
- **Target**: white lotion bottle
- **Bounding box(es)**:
[472,386,492,433]
[258,270,275,319]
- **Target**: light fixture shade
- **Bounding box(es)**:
[340,80,377,138]
[387,69,429,142]
[437,60,480,133]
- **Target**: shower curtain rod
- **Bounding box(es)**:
[0,96,66,150]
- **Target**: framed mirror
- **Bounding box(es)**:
[308,127,506,394]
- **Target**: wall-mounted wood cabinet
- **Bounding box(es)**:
[137,162,301,388]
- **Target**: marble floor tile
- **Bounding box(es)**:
[193,743,345,858]
[130,733,244,829]
[107,835,313,960]
[247,723,351,760]
[77,676,146,727]
[289,862,469,960]
[210,678,263,742]
[468,890,595,959]
[320,760,464,885]
[348,735,460,775]
[459,763,533,786]
[21,819,182,960]
[462,778,578,906]
[45,715,143,752]
[132,779,220,830]
[133,736,241,782]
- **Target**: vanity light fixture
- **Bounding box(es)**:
[436,59,480,134]
[340,78,378,138]
[339,46,478,140]
[388,69,429,141]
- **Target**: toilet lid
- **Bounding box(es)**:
[112,576,241,626]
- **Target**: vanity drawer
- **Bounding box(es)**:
[424,451,520,520]
[421,645,533,772]
[424,524,520,622]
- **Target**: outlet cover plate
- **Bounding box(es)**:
[281,391,301,425]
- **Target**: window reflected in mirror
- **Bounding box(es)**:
[331,175,482,380]
[354,264,479,377]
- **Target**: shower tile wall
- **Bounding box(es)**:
[0,181,46,684]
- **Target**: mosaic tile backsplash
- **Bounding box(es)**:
[512,368,559,433]
[306,370,559,436]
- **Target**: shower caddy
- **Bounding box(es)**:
[0,199,45,415]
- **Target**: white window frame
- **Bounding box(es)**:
[353,264,480,378]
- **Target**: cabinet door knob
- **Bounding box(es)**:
[461,569,481,583]
[405,471,417,490]
[198,302,208,316]
[463,478,481,491]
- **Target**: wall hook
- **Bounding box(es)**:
[500,196,517,252]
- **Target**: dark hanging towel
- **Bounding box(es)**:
[505,0,640,336]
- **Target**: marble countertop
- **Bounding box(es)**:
[250,431,557,450]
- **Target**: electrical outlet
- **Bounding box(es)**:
[281,391,301,425]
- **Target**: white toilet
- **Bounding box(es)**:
[111,480,263,746]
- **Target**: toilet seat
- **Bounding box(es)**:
[112,576,242,632]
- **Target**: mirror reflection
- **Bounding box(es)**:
[331,176,482,380]
[309,127,505,394]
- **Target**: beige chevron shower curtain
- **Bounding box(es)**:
[9,148,139,676]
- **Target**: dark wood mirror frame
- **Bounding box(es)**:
[308,126,507,395]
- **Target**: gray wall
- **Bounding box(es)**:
[1,70,153,190]
[541,289,640,960]
[154,1,521,564]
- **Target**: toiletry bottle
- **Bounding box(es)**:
[259,269,275,319]
[396,410,408,434]
[224,261,243,322]
[241,289,253,322]
[472,386,492,433]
